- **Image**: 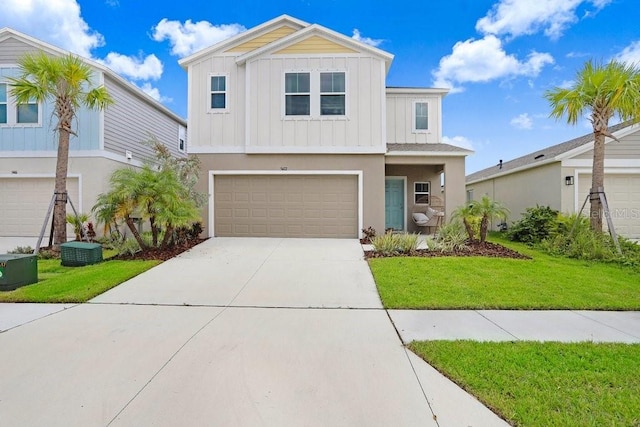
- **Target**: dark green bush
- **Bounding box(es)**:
[508,205,559,244]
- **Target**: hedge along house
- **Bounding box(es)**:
[0,27,187,238]
[180,15,472,239]
[466,121,640,239]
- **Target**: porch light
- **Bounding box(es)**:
[565,176,574,186]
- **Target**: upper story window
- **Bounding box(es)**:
[285,72,310,116]
[210,75,227,110]
[0,83,7,124]
[320,72,345,115]
[414,101,428,132]
[284,71,346,118]
[0,81,41,127]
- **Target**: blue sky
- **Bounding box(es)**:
[2,0,639,173]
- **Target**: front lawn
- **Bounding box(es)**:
[368,239,640,310]
[410,340,640,427]
[0,258,159,303]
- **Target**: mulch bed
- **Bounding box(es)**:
[364,241,530,259]
[112,238,207,261]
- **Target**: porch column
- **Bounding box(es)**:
[443,158,466,221]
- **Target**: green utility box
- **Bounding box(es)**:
[0,254,38,291]
[61,242,103,267]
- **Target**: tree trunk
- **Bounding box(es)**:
[125,217,148,250]
[52,129,70,251]
[161,225,174,248]
[463,218,475,241]
[590,113,608,233]
[480,216,489,243]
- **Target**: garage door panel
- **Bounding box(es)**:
[214,175,358,238]
[578,173,640,239]
[0,178,80,237]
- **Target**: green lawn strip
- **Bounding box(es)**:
[409,341,640,427]
[368,245,640,310]
[0,259,159,303]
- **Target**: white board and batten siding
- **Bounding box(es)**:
[386,91,444,145]
[246,55,386,151]
[103,75,187,162]
[187,55,245,151]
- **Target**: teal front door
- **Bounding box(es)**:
[385,178,405,230]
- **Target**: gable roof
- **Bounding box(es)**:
[466,121,635,184]
[179,15,309,67]
[0,27,185,124]
[179,15,394,72]
[234,23,394,70]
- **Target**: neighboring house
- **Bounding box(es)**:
[0,27,187,237]
[466,121,640,239]
[180,15,471,238]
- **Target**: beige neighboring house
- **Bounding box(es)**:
[0,28,187,238]
[180,15,471,238]
[466,121,640,239]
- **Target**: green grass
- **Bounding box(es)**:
[410,341,640,427]
[368,238,640,310]
[0,258,159,303]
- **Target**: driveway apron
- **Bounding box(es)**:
[0,238,453,426]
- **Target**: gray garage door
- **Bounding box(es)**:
[578,173,640,239]
[0,177,80,237]
[214,175,358,238]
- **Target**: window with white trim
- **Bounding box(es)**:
[466,189,474,203]
[0,83,7,124]
[285,72,310,116]
[320,72,345,115]
[0,81,41,126]
[178,125,186,152]
[210,75,226,110]
[284,71,346,118]
[414,182,430,204]
[414,101,428,132]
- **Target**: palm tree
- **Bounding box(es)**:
[544,59,640,232]
[474,195,509,243]
[451,203,478,241]
[9,53,113,250]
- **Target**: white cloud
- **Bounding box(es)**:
[559,79,575,89]
[476,0,611,40]
[351,29,383,47]
[615,40,640,66]
[510,113,533,129]
[98,52,163,81]
[105,0,119,6]
[1,0,103,57]
[443,136,474,151]
[136,82,172,104]
[432,35,554,92]
[152,18,246,57]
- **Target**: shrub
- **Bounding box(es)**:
[361,226,377,243]
[8,246,34,254]
[371,232,419,256]
[429,221,468,252]
[508,205,559,244]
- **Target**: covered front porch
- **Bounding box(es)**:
[384,144,470,234]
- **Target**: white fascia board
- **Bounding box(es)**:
[179,15,310,68]
[245,145,386,154]
[386,151,471,157]
[0,150,145,166]
[385,87,450,96]
[188,146,246,154]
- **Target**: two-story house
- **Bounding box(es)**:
[0,28,187,237]
[180,15,471,238]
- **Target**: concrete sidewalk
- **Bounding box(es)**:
[388,310,640,344]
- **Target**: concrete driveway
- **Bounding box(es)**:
[0,238,505,426]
